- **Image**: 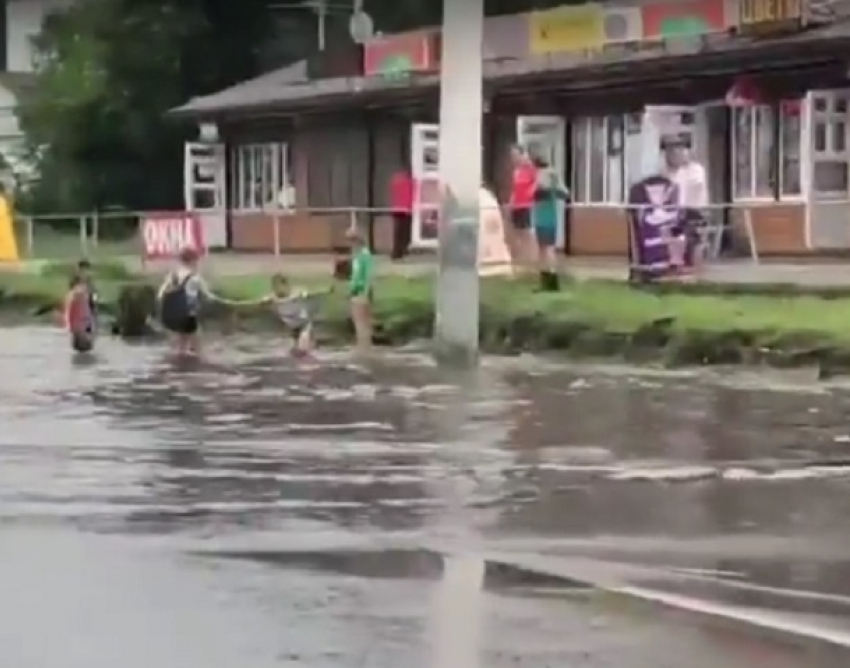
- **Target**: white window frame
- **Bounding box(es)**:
[731,104,803,202]
[229,142,291,212]
[571,115,635,204]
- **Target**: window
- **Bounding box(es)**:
[572,115,630,203]
[811,92,849,194]
[732,104,802,200]
[780,105,801,195]
[229,143,292,211]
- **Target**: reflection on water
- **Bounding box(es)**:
[431,556,484,668]
[1,326,850,666]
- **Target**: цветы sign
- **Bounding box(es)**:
[738,0,803,34]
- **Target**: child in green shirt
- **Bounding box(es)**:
[346,227,373,352]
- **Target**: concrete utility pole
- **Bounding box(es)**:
[433,0,484,366]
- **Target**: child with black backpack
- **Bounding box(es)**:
[157,247,217,357]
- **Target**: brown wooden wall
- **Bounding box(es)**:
[568,203,808,257]
[730,203,807,255]
[223,113,407,253]
[570,207,630,255]
[230,211,395,253]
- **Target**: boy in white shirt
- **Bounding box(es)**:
[662,136,707,269]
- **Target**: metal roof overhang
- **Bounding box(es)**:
[168,26,850,124]
[167,76,439,123]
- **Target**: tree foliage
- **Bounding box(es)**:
[18,0,577,213]
[18,0,270,213]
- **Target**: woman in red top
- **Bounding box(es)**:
[389,167,414,260]
[508,145,537,268]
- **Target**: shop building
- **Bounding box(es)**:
[171,0,850,256]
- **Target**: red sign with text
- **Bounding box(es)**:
[641,0,726,39]
[141,212,205,260]
[363,31,438,76]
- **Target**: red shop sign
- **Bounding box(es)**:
[363,31,438,77]
[141,211,205,260]
[725,77,764,106]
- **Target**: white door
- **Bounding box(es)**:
[517,116,566,246]
[411,123,440,248]
[808,91,850,249]
[184,142,227,249]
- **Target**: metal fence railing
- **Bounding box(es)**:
[15,211,142,261]
[9,199,842,267]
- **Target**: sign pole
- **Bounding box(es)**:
[434,0,483,366]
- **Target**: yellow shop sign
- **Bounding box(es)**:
[529,5,605,54]
[739,0,803,33]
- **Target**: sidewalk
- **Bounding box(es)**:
[162,254,850,288]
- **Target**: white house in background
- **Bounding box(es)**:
[0,0,74,182]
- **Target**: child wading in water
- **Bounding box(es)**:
[347,227,374,353]
[157,247,218,357]
[75,258,99,318]
[64,271,97,352]
[263,273,324,357]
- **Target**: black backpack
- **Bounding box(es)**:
[159,274,192,331]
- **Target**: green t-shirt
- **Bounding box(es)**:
[349,246,374,296]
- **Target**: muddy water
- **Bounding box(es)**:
[2,327,850,667]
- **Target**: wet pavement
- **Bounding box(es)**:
[2,327,850,666]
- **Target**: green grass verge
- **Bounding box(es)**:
[17,224,138,260]
[3,268,850,373]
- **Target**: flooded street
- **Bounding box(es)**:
[2,327,850,667]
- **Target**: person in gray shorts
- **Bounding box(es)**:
[263,273,323,356]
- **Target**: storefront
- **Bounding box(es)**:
[565,95,804,255]
[562,86,850,255]
[171,7,850,256]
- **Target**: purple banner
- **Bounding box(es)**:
[627,175,681,279]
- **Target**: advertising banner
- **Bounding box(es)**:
[141,212,205,260]
[529,4,605,54]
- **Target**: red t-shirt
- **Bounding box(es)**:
[64,289,90,332]
[389,171,413,213]
[510,163,537,209]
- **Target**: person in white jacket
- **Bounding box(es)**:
[662,136,707,269]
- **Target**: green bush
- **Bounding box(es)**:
[4,271,850,376]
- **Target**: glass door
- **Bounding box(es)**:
[410,123,440,248]
[517,116,566,246]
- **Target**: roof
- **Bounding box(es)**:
[170,19,850,120]
[169,58,426,118]
[173,60,309,116]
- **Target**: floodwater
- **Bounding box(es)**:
[2,327,850,667]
